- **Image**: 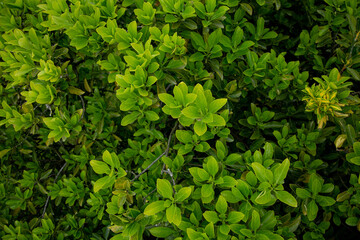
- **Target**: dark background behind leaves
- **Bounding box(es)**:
[0,0,360,239]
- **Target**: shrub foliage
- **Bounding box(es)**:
[0,0,360,239]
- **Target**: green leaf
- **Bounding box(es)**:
[0,149,11,159]
[187,228,204,240]
[182,106,202,119]
[209,99,227,113]
[102,150,114,167]
[193,84,207,111]
[166,59,186,69]
[208,114,226,126]
[274,158,290,185]
[157,179,173,199]
[257,0,266,6]
[206,156,218,177]
[296,188,311,199]
[201,184,214,203]
[307,200,318,221]
[349,156,360,165]
[205,222,215,238]
[227,211,245,224]
[207,29,222,49]
[127,21,137,37]
[346,124,356,146]
[211,6,229,20]
[189,167,210,182]
[94,176,113,193]
[43,117,64,129]
[90,160,111,175]
[191,32,205,48]
[203,211,219,223]
[144,201,166,215]
[159,93,175,106]
[345,217,359,227]
[275,190,298,207]
[120,99,136,111]
[215,195,227,214]
[189,52,204,62]
[309,173,322,196]
[194,121,207,136]
[219,224,230,235]
[166,204,181,226]
[263,31,278,39]
[225,153,242,165]
[176,130,193,143]
[68,86,85,95]
[174,187,192,202]
[145,111,159,121]
[316,195,336,207]
[251,162,268,182]
[250,210,261,231]
[198,168,211,181]
[121,112,140,126]
[205,0,216,12]
[347,67,360,81]
[182,6,196,19]
[240,3,253,16]
[238,41,255,51]
[353,142,360,155]
[149,227,175,238]
[255,189,272,205]
[263,142,274,160]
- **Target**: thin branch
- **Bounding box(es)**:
[143,188,157,203]
[45,104,52,116]
[165,83,174,92]
[13,127,33,150]
[131,151,167,182]
[41,151,68,219]
[161,167,176,194]
[131,122,178,182]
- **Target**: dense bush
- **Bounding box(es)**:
[1,0,360,239]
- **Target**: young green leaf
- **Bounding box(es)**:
[90,160,110,175]
[166,204,181,226]
[250,210,261,231]
[255,189,272,205]
[145,111,159,121]
[157,179,173,199]
[203,211,219,223]
[121,112,140,126]
[205,156,218,177]
[316,195,336,207]
[194,121,207,136]
[174,187,192,202]
[251,162,268,182]
[309,173,323,196]
[215,195,227,214]
[94,176,114,193]
[149,227,175,238]
[275,190,298,207]
[209,99,227,113]
[182,106,202,119]
[144,201,166,216]
[274,158,290,185]
[296,188,312,199]
[102,150,114,167]
[227,211,245,224]
[307,200,318,221]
